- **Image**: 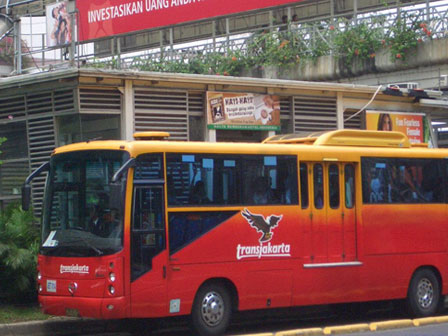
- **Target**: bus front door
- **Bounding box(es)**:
[130,184,168,317]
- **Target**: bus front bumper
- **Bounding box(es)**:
[39,295,127,319]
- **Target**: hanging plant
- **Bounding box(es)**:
[386,13,428,62]
[333,19,383,67]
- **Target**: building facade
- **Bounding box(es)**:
[0,68,445,214]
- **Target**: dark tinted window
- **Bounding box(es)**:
[362,157,444,204]
[329,164,340,209]
[300,163,309,209]
[345,164,355,208]
[166,154,298,206]
[243,155,298,205]
[131,186,165,281]
[314,164,324,209]
[134,154,164,181]
[166,154,241,206]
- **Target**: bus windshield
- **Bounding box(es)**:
[41,150,129,257]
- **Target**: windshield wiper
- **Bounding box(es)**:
[64,233,104,256]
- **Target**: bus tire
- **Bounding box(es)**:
[407,268,441,317]
[191,283,232,336]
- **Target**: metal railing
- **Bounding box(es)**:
[15,1,448,74]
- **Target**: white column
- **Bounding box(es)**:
[337,92,344,129]
[206,129,217,142]
[121,80,134,141]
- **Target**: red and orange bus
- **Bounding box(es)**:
[23,130,448,335]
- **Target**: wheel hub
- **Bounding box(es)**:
[417,278,434,309]
[201,291,224,327]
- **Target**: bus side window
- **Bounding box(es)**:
[314,164,324,209]
[362,157,445,204]
[300,163,309,209]
[345,164,355,208]
[329,164,340,209]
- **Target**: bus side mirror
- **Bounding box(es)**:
[22,184,31,211]
[110,181,124,214]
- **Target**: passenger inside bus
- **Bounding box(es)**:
[252,176,273,204]
[88,205,106,236]
[189,180,210,204]
[369,168,384,203]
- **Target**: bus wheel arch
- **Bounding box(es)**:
[406,266,442,317]
[190,278,238,336]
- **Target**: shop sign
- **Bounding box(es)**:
[207,91,281,131]
[366,111,429,143]
[76,0,303,41]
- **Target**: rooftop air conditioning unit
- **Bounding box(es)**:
[387,82,419,90]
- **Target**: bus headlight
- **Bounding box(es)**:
[38,284,43,292]
[109,286,115,295]
[37,272,42,280]
[109,272,116,282]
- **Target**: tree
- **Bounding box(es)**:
[0,203,39,302]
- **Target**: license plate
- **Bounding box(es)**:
[65,308,80,317]
[46,280,56,293]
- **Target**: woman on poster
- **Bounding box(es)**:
[377,113,393,131]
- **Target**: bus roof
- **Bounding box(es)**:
[52,130,448,160]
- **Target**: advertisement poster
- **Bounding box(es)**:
[75,0,303,41]
[366,111,429,144]
[46,1,72,46]
[207,91,281,131]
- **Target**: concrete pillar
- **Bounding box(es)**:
[206,129,217,142]
[337,92,344,129]
[121,80,134,141]
[212,20,216,51]
[14,18,22,74]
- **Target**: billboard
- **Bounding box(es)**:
[47,1,73,46]
[365,111,429,144]
[75,0,303,41]
[206,91,281,131]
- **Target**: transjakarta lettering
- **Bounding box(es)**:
[60,264,89,274]
[236,243,291,260]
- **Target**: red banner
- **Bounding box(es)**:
[76,0,302,41]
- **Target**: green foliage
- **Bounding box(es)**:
[0,305,49,323]
[333,20,383,66]
[386,14,427,62]
[86,14,433,75]
[246,31,304,67]
[129,50,245,76]
[0,203,39,303]
[0,137,5,165]
[307,25,333,60]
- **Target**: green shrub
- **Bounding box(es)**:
[386,13,427,62]
[0,203,39,303]
[333,20,383,66]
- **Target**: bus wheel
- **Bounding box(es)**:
[191,283,232,336]
[407,268,441,317]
